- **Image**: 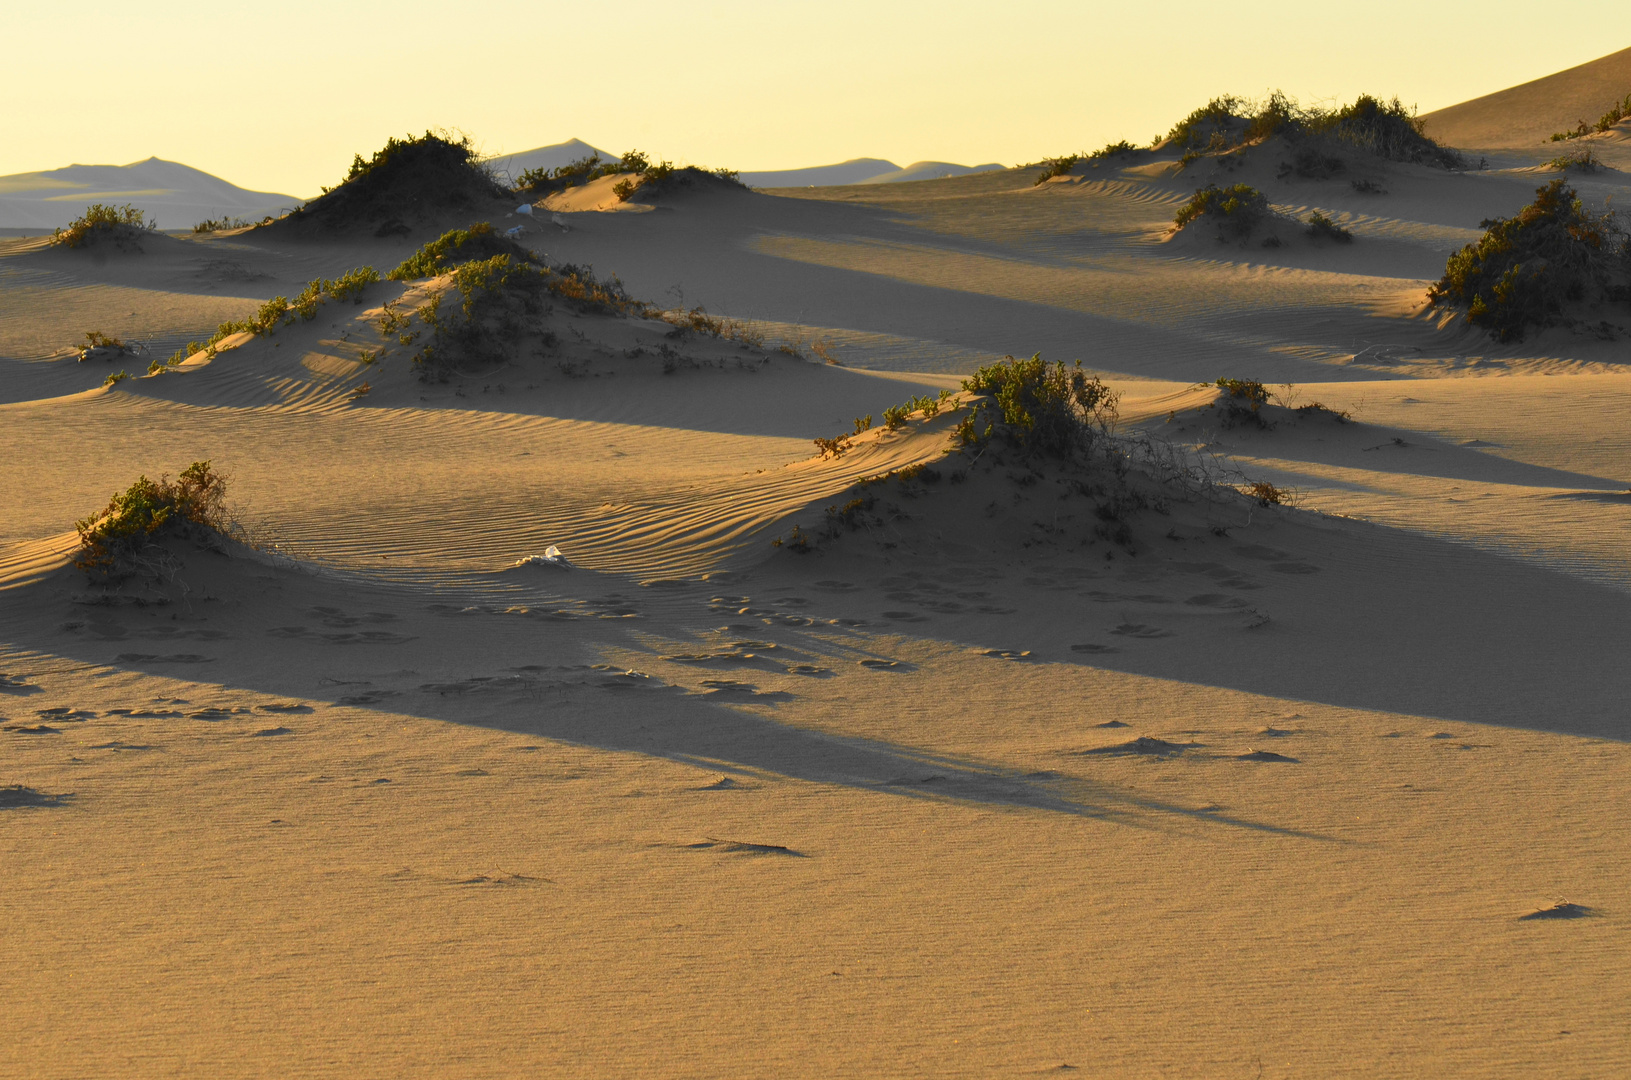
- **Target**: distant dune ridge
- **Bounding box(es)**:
[740,158,1005,187]
[481,139,613,186]
[1421,44,1631,149]
[0,157,298,230]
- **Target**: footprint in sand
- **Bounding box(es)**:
[689,837,805,857]
[1237,749,1299,762]
[698,680,793,701]
[1070,643,1118,654]
[978,649,1033,661]
[36,708,96,721]
[4,724,60,734]
[252,727,293,737]
[858,659,912,671]
[115,653,213,663]
[0,785,71,808]
[789,664,832,677]
[1519,900,1593,921]
[258,703,313,714]
[1109,624,1172,639]
[1081,736,1190,756]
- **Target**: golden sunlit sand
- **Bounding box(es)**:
[5,54,1631,1079]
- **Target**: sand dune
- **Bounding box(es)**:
[5,67,1631,1079]
[1422,44,1631,152]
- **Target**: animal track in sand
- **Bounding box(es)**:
[1519,900,1593,921]
[36,707,95,721]
[269,627,414,644]
[115,652,214,663]
[1081,736,1191,756]
[690,837,805,857]
[1109,623,1172,638]
[0,785,71,808]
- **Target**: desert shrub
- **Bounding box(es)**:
[1549,147,1602,173]
[1214,378,1270,427]
[1089,140,1139,160]
[614,161,745,201]
[102,370,129,388]
[1163,92,1457,169]
[1243,480,1288,506]
[1174,183,1269,238]
[389,222,533,279]
[74,461,236,580]
[1429,179,1630,341]
[273,131,508,236]
[192,216,259,233]
[51,204,155,249]
[1169,96,1248,150]
[962,354,1119,457]
[170,269,377,364]
[516,153,610,194]
[79,331,136,362]
[1305,211,1353,243]
[882,403,912,430]
[1033,155,1079,185]
[1551,93,1631,140]
[329,266,380,303]
[813,435,852,459]
[656,307,764,346]
[1309,95,1459,168]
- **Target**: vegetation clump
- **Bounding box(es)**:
[78,331,136,362]
[1165,92,1459,169]
[1550,93,1631,141]
[1548,147,1603,173]
[51,204,155,250]
[1305,211,1354,243]
[167,268,379,365]
[193,216,267,233]
[1089,140,1139,161]
[961,354,1119,457]
[1213,378,1270,428]
[1428,179,1630,341]
[1033,155,1078,185]
[389,222,536,280]
[1174,184,1270,239]
[611,160,746,202]
[74,461,238,582]
[269,131,509,237]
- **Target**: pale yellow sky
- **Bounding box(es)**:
[4,1,1625,196]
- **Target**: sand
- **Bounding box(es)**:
[5,61,1631,1078]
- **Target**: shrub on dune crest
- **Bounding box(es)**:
[389,222,536,280]
[962,354,1119,457]
[1164,91,1459,169]
[1429,179,1630,341]
[1033,155,1079,185]
[1550,93,1631,141]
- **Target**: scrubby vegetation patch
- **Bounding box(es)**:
[51,204,155,250]
[74,461,239,582]
[1166,92,1459,169]
[1429,179,1630,341]
[1174,184,1270,239]
[1551,94,1631,141]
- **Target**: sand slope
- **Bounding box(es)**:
[1421,45,1631,152]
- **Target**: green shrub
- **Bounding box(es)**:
[1033,155,1079,185]
[1549,147,1602,173]
[1164,92,1458,168]
[1168,96,1247,150]
[1174,184,1269,238]
[389,223,529,279]
[192,216,259,233]
[1214,378,1270,427]
[1305,211,1353,243]
[51,204,155,249]
[102,370,129,388]
[1089,140,1139,160]
[74,461,234,580]
[1550,93,1631,141]
[962,354,1118,457]
[1429,179,1630,341]
[882,403,912,430]
[276,131,507,236]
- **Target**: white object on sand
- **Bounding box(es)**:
[516,204,533,215]
[515,545,572,569]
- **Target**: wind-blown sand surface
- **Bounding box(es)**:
[5,84,1631,1077]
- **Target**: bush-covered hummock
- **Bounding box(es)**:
[1429,179,1630,341]
[51,204,155,250]
[1174,184,1270,239]
[389,223,536,280]
[74,461,237,580]
[961,354,1119,457]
